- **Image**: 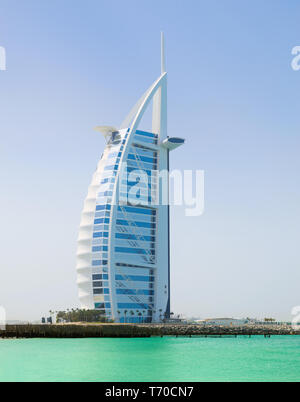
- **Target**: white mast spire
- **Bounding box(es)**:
[161,32,166,74]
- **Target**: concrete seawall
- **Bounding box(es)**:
[1,324,299,338]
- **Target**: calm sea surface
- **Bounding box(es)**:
[0,336,299,382]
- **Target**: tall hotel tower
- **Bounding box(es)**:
[76,34,184,323]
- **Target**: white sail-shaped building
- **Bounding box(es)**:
[76,34,185,323]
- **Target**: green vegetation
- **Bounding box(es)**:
[55,309,113,323]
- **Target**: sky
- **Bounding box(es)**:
[0,0,300,321]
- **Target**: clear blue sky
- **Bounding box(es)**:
[0,0,300,321]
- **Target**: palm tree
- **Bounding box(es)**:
[130,310,135,323]
[124,310,128,323]
[163,311,168,322]
[66,309,70,322]
[142,310,146,323]
[48,310,53,324]
[151,310,156,324]
[159,309,163,322]
[117,310,121,323]
[138,312,142,323]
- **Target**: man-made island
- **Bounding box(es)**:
[1,323,299,338]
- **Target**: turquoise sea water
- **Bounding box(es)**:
[0,336,299,382]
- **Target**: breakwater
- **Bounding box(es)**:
[1,323,299,338]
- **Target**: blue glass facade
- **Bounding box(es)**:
[76,53,183,322]
[82,128,159,322]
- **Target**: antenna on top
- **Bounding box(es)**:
[161,32,166,74]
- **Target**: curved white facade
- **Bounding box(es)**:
[76,35,184,323]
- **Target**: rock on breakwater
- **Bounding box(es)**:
[0,323,299,338]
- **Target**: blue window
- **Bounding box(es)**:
[132,146,157,158]
[104,165,117,171]
[94,210,108,218]
[93,281,102,288]
[94,218,110,225]
[93,288,102,294]
[92,260,108,266]
[105,303,111,308]
[126,166,152,176]
[95,205,105,211]
[115,275,154,282]
[94,303,105,309]
[94,224,109,232]
[116,289,154,295]
[93,288,109,295]
[136,130,158,139]
[117,206,156,216]
[134,135,158,145]
[92,274,108,281]
[126,160,156,171]
[93,232,109,238]
[116,219,156,229]
[115,233,155,242]
[96,204,111,211]
[117,303,150,309]
[115,247,155,255]
[101,178,110,184]
[120,192,150,202]
[127,154,157,164]
[92,246,108,252]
